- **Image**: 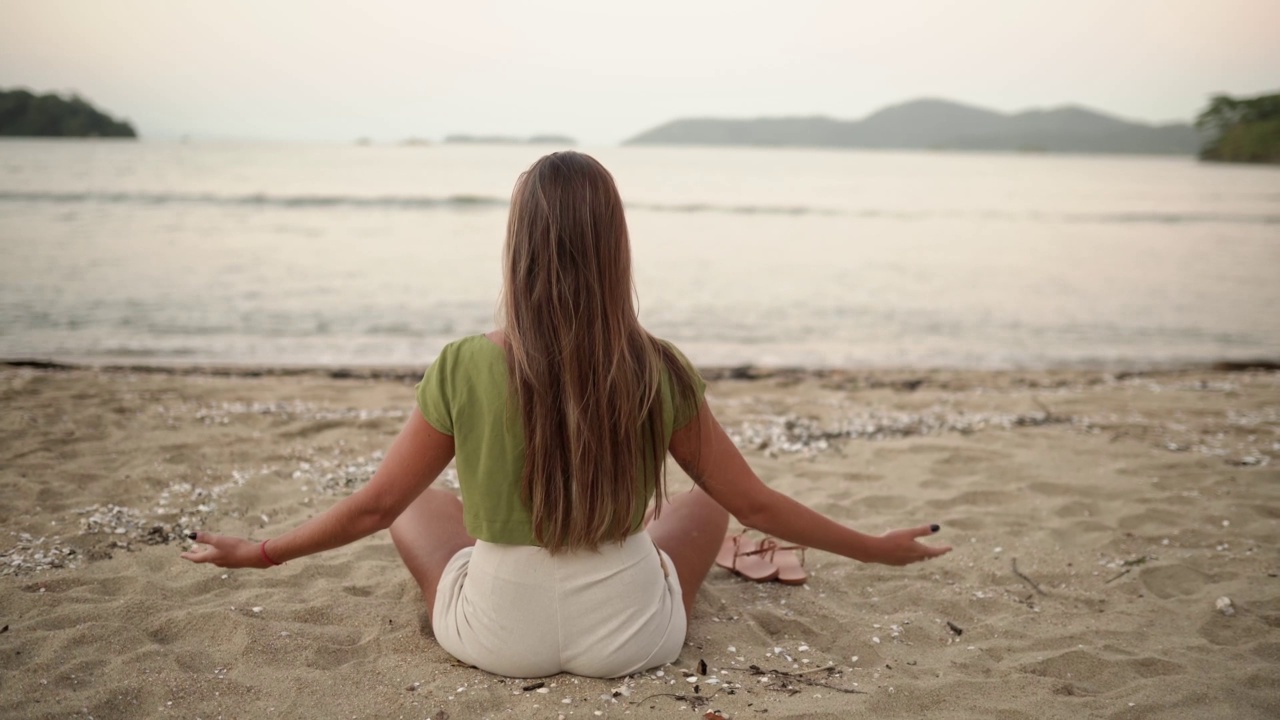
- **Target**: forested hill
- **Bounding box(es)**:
[0,89,137,137]
[625,98,1200,155]
[1196,92,1280,164]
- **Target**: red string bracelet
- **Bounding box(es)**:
[260,539,283,567]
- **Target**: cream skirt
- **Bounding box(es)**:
[431,530,686,678]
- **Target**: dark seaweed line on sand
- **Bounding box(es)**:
[5,357,1278,388]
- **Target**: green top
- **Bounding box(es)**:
[416,335,706,546]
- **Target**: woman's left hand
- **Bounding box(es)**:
[180,531,269,569]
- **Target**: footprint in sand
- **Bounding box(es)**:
[1117,506,1188,533]
[1201,596,1280,648]
[1138,564,1214,599]
[304,638,374,670]
[1020,649,1183,693]
[743,608,820,645]
[284,624,374,670]
[340,584,374,598]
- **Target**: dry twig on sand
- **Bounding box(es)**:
[1012,557,1047,595]
[632,688,722,710]
[1032,397,1060,420]
[1104,568,1131,584]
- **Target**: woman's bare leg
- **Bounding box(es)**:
[647,486,730,617]
[389,488,476,620]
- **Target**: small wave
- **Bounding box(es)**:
[0,190,837,216]
[0,190,510,211]
[1,190,1276,225]
[1063,212,1280,225]
[629,202,839,216]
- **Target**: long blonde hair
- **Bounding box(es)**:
[501,151,700,553]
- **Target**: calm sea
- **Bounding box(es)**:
[1,140,1277,369]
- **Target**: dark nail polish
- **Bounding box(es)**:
[930,524,941,533]
[186,532,198,540]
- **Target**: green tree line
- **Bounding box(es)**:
[1196,92,1280,164]
[0,89,136,137]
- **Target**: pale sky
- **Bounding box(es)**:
[2,0,1277,144]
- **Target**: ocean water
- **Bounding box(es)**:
[1,140,1277,369]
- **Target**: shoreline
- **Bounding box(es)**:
[2,363,1277,718]
[6,356,1280,384]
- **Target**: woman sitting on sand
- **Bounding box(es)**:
[181,151,951,678]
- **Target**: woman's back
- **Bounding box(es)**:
[497,152,702,552]
[416,332,704,547]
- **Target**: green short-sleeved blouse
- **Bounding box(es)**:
[416,335,705,546]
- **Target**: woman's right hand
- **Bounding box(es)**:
[181,531,269,569]
[873,525,952,565]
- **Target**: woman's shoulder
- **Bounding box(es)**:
[436,333,504,361]
[653,337,698,372]
[418,334,505,424]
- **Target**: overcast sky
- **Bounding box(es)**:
[2,0,1277,144]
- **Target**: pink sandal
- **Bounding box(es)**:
[758,538,808,585]
[715,532,780,582]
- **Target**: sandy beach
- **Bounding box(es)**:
[2,362,1278,719]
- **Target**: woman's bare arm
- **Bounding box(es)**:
[182,411,456,568]
[669,400,950,565]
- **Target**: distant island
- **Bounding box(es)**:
[0,88,136,137]
[624,98,1200,155]
[1196,92,1280,164]
[444,134,575,146]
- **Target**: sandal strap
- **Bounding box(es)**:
[751,538,808,565]
[727,531,749,570]
[726,533,807,564]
